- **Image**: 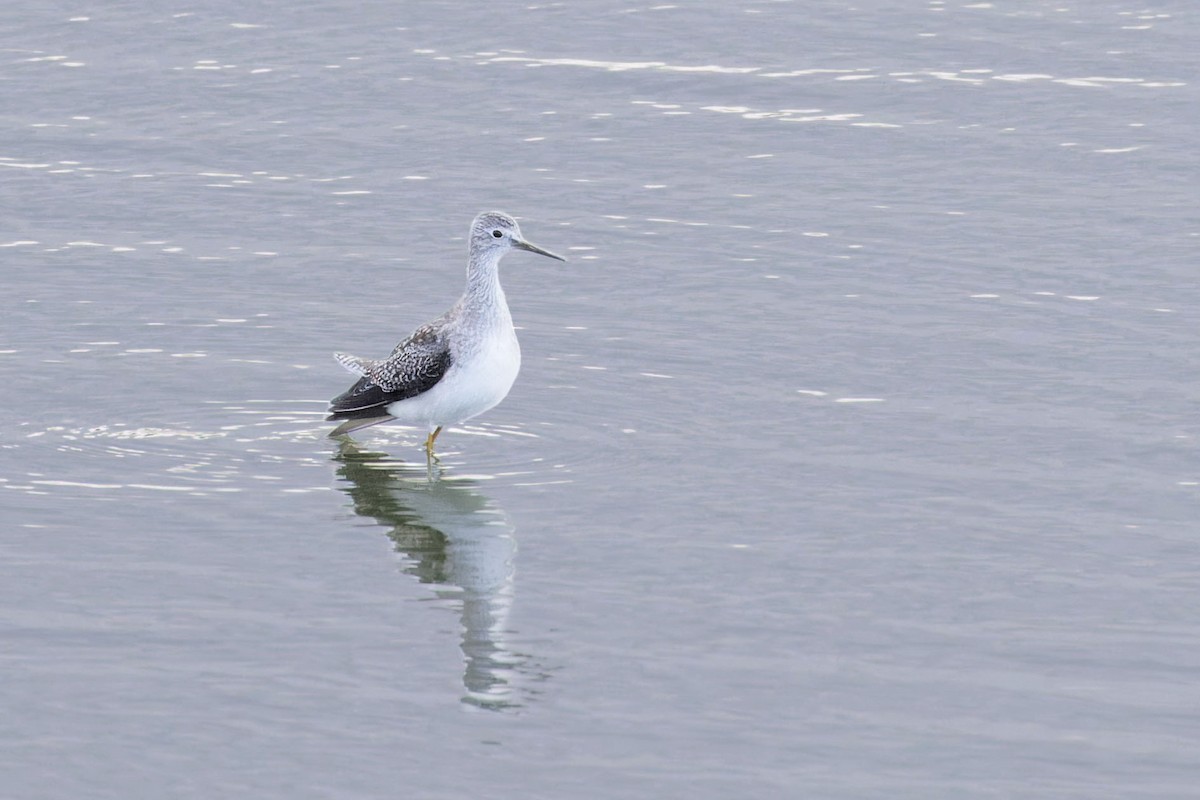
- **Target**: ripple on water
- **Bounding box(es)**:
[9,403,330,501]
[7,399,587,502]
[327,421,579,489]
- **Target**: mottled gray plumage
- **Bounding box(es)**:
[326,211,566,452]
[334,322,451,397]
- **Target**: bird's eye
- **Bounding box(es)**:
[492,230,503,238]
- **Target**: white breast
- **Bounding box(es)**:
[386,325,520,431]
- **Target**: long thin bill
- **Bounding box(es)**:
[514,239,567,262]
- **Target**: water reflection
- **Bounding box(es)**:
[332,440,533,710]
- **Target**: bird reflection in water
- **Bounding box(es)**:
[332,439,540,710]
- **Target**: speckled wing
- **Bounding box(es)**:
[326,323,453,421]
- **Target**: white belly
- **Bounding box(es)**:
[386,329,520,431]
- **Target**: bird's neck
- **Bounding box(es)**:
[463,250,508,317]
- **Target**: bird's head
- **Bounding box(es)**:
[470,211,566,262]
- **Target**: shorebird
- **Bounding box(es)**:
[326,211,566,457]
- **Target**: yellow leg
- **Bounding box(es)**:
[424,426,443,457]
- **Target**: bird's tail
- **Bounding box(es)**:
[333,352,371,377]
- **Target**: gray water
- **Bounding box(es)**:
[2,2,1198,798]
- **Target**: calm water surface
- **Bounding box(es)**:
[2,2,1198,798]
